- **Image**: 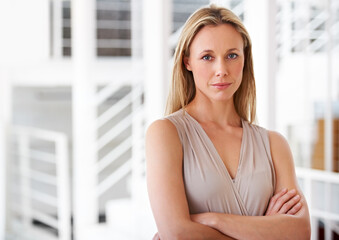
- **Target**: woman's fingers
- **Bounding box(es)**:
[287,202,302,215]
[266,189,301,216]
[265,188,287,215]
[278,194,300,214]
[272,189,298,214]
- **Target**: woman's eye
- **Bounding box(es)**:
[202,55,212,61]
[228,53,238,59]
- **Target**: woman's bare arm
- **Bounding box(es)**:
[146,119,234,240]
[191,131,311,240]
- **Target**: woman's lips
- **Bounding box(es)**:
[211,82,231,90]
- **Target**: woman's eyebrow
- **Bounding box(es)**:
[227,48,240,52]
[199,49,214,55]
[199,48,241,55]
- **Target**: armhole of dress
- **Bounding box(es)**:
[163,116,184,146]
[260,128,276,193]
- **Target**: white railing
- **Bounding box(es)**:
[277,0,339,54]
[296,167,339,240]
[94,82,144,220]
[8,126,70,240]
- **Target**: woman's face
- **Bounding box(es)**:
[184,24,244,103]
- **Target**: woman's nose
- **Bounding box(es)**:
[215,60,229,77]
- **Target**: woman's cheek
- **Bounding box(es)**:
[193,68,210,84]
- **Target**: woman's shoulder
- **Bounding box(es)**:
[267,130,291,154]
[145,118,183,164]
[245,121,289,149]
[146,118,178,139]
[146,110,183,142]
[255,127,294,171]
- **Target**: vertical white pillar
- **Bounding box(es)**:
[324,1,334,239]
[142,1,172,236]
[244,0,277,129]
[304,177,318,240]
[324,0,333,173]
[302,0,312,168]
[71,0,97,239]
[131,0,144,201]
[52,0,63,58]
[143,0,172,127]
[0,1,12,239]
[56,136,71,240]
[0,72,9,240]
[267,0,277,130]
[0,71,10,240]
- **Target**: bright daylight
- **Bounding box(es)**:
[0,0,338,240]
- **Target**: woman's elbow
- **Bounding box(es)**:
[302,222,311,240]
[158,224,198,240]
[297,217,311,240]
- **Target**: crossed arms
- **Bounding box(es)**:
[146,119,311,240]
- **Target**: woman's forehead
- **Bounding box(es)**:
[189,24,244,53]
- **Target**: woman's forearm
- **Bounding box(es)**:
[188,222,236,240]
[159,220,235,240]
[191,188,311,240]
[197,211,310,240]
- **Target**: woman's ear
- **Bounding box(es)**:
[183,57,192,71]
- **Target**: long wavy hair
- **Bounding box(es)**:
[165,4,256,123]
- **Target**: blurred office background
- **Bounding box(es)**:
[0,0,338,239]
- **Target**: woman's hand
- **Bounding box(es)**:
[191,212,219,228]
[265,188,302,216]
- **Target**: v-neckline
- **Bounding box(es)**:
[183,110,246,183]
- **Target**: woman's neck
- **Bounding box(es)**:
[185,96,241,128]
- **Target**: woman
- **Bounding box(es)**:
[146,5,310,240]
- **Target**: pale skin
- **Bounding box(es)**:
[146,24,311,240]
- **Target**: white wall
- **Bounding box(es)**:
[5,0,50,64]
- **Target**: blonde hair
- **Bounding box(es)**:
[165,4,256,123]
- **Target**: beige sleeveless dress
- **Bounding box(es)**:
[165,109,276,216]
